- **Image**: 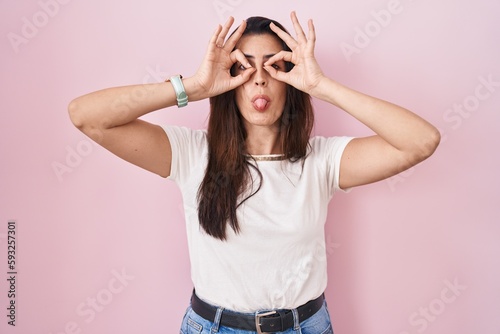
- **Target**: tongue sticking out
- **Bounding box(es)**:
[253,98,268,111]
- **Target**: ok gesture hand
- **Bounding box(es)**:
[264,12,325,96]
[193,17,256,99]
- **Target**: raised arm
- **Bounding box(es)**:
[68,17,255,178]
[264,12,440,189]
[313,80,440,189]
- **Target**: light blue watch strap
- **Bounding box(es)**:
[169,75,188,108]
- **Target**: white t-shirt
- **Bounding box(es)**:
[163,125,353,312]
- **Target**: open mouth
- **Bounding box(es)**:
[251,95,271,112]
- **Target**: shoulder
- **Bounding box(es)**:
[309,135,354,157]
[307,135,355,194]
[161,125,208,164]
[161,126,208,182]
[161,125,207,148]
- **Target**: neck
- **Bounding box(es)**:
[244,125,282,155]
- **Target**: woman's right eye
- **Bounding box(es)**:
[238,64,246,71]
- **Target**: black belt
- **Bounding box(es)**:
[190,290,324,333]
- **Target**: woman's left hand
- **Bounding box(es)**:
[264,11,325,95]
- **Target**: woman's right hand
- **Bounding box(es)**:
[192,17,256,99]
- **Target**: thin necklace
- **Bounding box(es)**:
[245,154,286,161]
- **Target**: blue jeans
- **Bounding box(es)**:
[179,299,334,334]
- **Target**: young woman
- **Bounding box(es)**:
[68,12,440,334]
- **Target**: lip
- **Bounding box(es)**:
[251,94,271,112]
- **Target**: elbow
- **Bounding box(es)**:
[408,127,441,166]
[421,127,441,159]
[67,99,106,144]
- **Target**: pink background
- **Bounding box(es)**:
[1,0,499,333]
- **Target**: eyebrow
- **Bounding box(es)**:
[244,54,276,60]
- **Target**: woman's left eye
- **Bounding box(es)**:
[271,64,280,70]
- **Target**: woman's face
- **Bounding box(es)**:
[234,33,287,132]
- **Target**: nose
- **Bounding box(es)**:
[253,66,268,87]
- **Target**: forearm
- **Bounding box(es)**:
[312,77,440,154]
[68,77,203,130]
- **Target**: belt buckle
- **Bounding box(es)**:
[255,310,276,334]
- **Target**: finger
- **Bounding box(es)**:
[306,19,316,53]
[228,68,256,89]
[269,22,298,50]
[263,65,289,84]
[307,19,316,42]
[224,20,247,51]
[290,11,307,43]
[216,16,235,47]
[264,50,293,66]
[230,49,252,69]
[209,24,223,49]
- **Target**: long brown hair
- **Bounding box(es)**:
[197,16,314,240]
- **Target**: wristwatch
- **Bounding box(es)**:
[167,75,188,108]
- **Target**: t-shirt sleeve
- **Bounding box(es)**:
[316,136,354,195]
[160,125,207,185]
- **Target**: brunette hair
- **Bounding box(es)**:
[197,16,314,240]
